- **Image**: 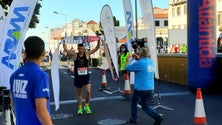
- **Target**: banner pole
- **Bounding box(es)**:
[135,0,138,39]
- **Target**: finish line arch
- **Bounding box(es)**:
[187,0,217,89]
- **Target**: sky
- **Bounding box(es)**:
[26,0,169,49]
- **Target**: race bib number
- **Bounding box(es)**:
[77,67,88,75]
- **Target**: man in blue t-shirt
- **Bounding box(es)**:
[125,47,163,125]
[10,36,53,125]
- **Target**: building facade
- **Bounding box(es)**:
[153,7,168,38]
[217,0,222,33]
[168,0,187,46]
[49,18,99,51]
[137,7,168,39]
[136,7,168,49]
[168,0,222,46]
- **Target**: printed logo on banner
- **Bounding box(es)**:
[126,11,133,44]
[198,0,216,68]
[1,7,28,70]
[0,16,3,20]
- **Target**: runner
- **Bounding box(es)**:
[63,40,100,115]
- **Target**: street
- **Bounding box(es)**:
[43,65,222,125]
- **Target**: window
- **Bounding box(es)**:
[164,20,168,26]
[172,8,175,17]
[184,5,187,15]
[177,7,181,16]
[218,14,222,25]
[155,21,160,26]
[184,24,187,29]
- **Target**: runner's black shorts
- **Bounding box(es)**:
[74,75,90,88]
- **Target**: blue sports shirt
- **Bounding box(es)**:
[10,62,50,125]
[125,58,155,90]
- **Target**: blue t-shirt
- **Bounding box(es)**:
[125,58,155,90]
[10,62,50,125]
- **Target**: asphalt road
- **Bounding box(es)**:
[1,65,221,125]
[45,66,222,125]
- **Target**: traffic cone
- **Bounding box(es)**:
[194,88,207,125]
[99,70,108,91]
[123,73,131,97]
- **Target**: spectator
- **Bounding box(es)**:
[10,36,53,125]
[217,33,222,52]
[49,49,53,63]
[119,44,130,74]
[181,44,187,53]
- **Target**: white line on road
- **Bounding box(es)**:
[50,91,191,105]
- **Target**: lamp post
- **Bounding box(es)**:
[135,0,138,39]
[44,26,51,51]
[53,11,67,38]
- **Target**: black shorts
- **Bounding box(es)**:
[74,76,90,88]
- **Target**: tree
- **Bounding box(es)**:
[0,0,42,28]
[113,16,120,26]
[98,16,120,35]
[99,16,120,28]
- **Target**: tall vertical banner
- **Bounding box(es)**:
[100,5,119,78]
[0,0,38,88]
[139,0,159,79]
[123,0,135,84]
[0,5,5,41]
[187,0,216,89]
[51,48,60,111]
[122,0,134,53]
[50,40,65,111]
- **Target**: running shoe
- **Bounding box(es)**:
[77,107,83,115]
[84,105,92,114]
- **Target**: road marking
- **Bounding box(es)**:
[42,65,67,70]
[70,75,75,78]
[50,96,124,105]
[50,91,191,105]
[158,91,191,96]
[63,72,67,74]
[102,90,113,95]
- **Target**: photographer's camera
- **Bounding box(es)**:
[131,38,146,50]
